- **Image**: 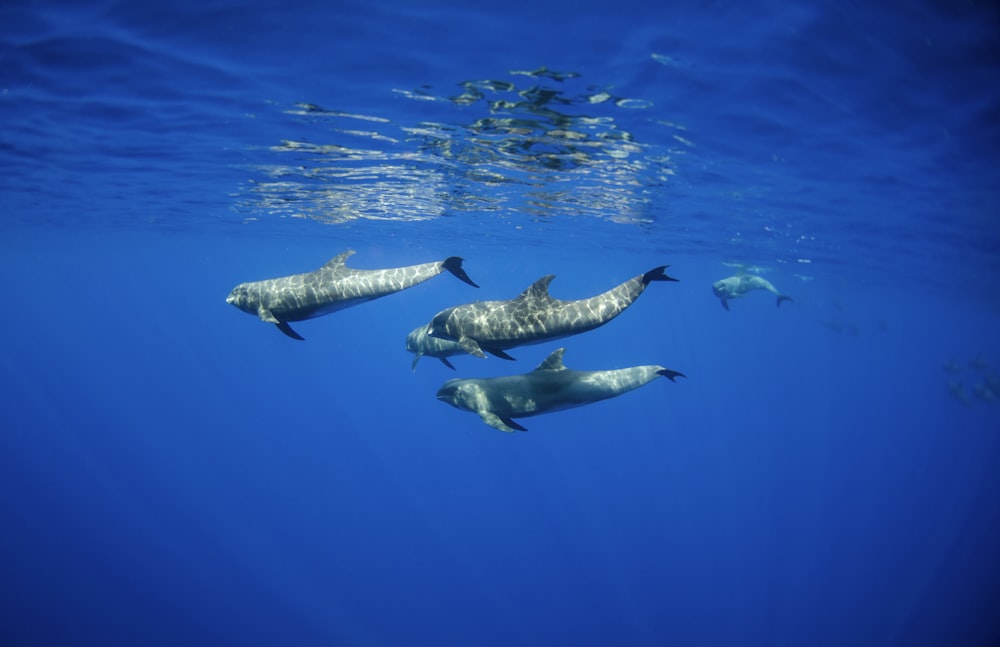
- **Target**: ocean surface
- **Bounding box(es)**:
[2,1,999,645]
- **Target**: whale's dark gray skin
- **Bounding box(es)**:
[227,250,478,340]
[405,325,465,371]
[426,266,677,360]
[712,274,791,311]
[436,348,685,432]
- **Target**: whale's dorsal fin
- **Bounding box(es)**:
[723,261,750,276]
[486,347,516,361]
[518,275,555,301]
[322,250,356,271]
[534,348,567,372]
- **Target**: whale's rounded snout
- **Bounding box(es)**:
[436,379,460,402]
[226,284,249,309]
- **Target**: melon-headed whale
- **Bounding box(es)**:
[426,266,677,360]
[406,325,465,371]
[712,273,791,311]
[227,250,478,340]
[436,347,685,432]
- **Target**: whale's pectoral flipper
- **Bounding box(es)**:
[777,295,792,307]
[657,368,686,382]
[276,321,305,341]
[487,348,516,361]
[260,307,303,339]
[412,353,455,370]
[480,411,527,433]
[642,266,679,284]
[459,337,488,359]
[442,257,479,288]
[502,416,528,432]
[720,299,730,311]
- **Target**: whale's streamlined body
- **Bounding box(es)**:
[405,325,466,370]
[426,266,676,360]
[227,250,478,340]
[712,274,791,311]
[436,348,684,432]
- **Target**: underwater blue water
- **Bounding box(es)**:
[2,1,999,645]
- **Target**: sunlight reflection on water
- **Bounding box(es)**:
[240,67,688,228]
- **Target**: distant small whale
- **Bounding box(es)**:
[973,382,997,403]
[436,347,684,432]
[427,266,677,360]
[712,274,791,311]
[947,380,972,407]
[821,318,860,336]
[405,325,465,370]
[969,354,990,371]
[227,250,478,340]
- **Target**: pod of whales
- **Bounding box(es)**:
[426,266,677,360]
[712,273,791,311]
[944,353,999,406]
[436,347,685,432]
[227,250,478,340]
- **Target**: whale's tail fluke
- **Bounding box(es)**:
[443,257,479,288]
[642,266,679,285]
[657,368,686,382]
[777,295,793,308]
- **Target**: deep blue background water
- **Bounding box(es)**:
[2,1,999,645]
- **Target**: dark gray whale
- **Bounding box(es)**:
[405,325,465,371]
[436,348,685,432]
[227,250,478,340]
[426,266,676,360]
